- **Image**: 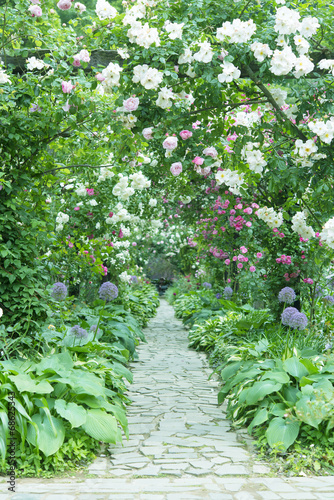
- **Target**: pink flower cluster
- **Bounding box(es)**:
[73,49,90,67]
[276,254,292,265]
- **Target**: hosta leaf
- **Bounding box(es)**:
[248,408,268,433]
[283,357,309,379]
[266,417,299,451]
[27,413,65,456]
[244,381,282,405]
[82,409,122,444]
[54,399,87,428]
[8,374,53,394]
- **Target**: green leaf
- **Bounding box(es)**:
[261,371,290,384]
[36,351,74,375]
[244,380,283,405]
[26,413,65,456]
[248,408,268,433]
[8,374,53,394]
[266,417,300,451]
[54,399,87,428]
[283,357,309,379]
[300,359,319,375]
[82,409,122,444]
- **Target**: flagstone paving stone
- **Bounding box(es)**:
[3,299,334,499]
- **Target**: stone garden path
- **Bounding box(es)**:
[2,299,334,500]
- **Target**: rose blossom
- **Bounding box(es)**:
[73,55,81,67]
[163,136,178,150]
[240,246,248,254]
[224,259,230,265]
[256,252,263,258]
[249,266,256,272]
[61,80,74,93]
[123,97,139,112]
[57,0,72,10]
[142,127,154,140]
[180,130,193,140]
[192,156,204,165]
[28,4,42,16]
[170,162,182,176]
[237,263,243,269]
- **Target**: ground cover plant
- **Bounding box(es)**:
[1,0,334,479]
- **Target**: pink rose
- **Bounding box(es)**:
[28,4,42,16]
[237,263,243,269]
[245,221,252,227]
[244,207,252,214]
[227,278,231,283]
[192,156,204,165]
[132,242,137,246]
[123,97,139,112]
[143,127,153,140]
[73,55,81,67]
[170,162,182,176]
[224,259,230,265]
[249,266,256,272]
[203,147,218,158]
[57,0,72,10]
[61,80,74,93]
[230,209,236,215]
[96,73,105,82]
[180,130,193,140]
[256,252,262,258]
[74,206,80,211]
[240,246,248,254]
[163,136,178,150]
[78,49,90,63]
[86,188,94,196]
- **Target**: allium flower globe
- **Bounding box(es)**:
[278,287,296,304]
[51,282,68,301]
[99,281,118,301]
[223,286,233,299]
[202,282,212,289]
[289,312,308,330]
[323,295,334,305]
[70,325,88,338]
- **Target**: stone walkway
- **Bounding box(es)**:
[2,300,334,499]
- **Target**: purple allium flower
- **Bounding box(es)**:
[202,282,212,289]
[51,282,68,301]
[130,275,138,284]
[223,286,233,299]
[278,287,296,304]
[281,307,299,326]
[325,343,332,350]
[289,311,308,330]
[323,295,334,305]
[315,286,323,298]
[216,293,222,299]
[90,325,102,335]
[70,325,88,338]
[99,281,118,301]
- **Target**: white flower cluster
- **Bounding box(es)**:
[164,21,184,40]
[319,59,334,76]
[217,19,256,43]
[101,62,123,91]
[270,46,314,77]
[291,211,315,239]
[75,183,87,196]
[132,64,163,90]
[229,110,261,127]
[119,113,137,129]
[320,217,334,249]
[256,207,283,229]
[127,20,160,49]
[241,143,267,174]
[0,69,11,85]
[26,57,50,70]
[55,212,69,231]
[308,118,334,144]
[215,169,245,195]
[294,35,310,55]
[97,166,115,183]
[156,87,175,109]
[218,62,241,83]
[112,175,135,201]
[129,171,151,189]
[151,219,163,229]
[193,41,213,63]
[250,42,272,62]
[148,198,157,207]
[178,48,193,65]
[96,0,118,20]
[274,7,319,37]
[119,271,132,283]
[293,139,317,157]
[120,224,131,237]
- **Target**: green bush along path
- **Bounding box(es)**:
[4,300,334,499]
